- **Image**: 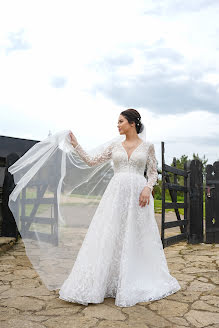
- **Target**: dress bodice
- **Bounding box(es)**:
[112,141,150,176]
[74,140,158,191]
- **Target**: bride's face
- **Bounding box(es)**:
[117,114,133,135]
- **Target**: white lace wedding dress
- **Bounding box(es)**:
[58,139,181,307]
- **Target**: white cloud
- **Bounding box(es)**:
[0,0,219,166]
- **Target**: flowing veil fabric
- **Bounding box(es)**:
[8,126,147,290]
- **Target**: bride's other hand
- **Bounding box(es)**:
[69,131,78,148]
[139,186,151,207]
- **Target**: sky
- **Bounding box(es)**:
[0,0,219,168]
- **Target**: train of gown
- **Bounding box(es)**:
[59,140,181,307]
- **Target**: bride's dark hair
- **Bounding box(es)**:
[120,108,144,134]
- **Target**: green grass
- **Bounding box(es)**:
[154,199,183,215]
[68,193,102,200]
[154,199,206,218]
[19,204,51,216]
[20,189,206,218]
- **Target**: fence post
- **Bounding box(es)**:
[188,159,203,243]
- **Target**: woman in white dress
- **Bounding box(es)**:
[58,108,181,307]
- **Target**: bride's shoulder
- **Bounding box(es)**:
[144,140,153,146]
[143,140,155,151]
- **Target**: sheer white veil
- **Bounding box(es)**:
[8,122,146,290]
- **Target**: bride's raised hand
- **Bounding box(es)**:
[139,186,151,207]
[69,131,78,148]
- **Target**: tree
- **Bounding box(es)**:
[169,153,208,197]
[154,152,208,200]
[192,153,208,178]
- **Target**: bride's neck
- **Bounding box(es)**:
[124,130,140,143]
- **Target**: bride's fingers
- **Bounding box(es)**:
[139,196,150,207]
[69,132,77,143]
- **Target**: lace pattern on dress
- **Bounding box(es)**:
[74,141,158,191]
[74,143,113,167]
[145,143,158,191]
[59,139,181,308]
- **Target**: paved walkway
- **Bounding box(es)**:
[0,239,218,327]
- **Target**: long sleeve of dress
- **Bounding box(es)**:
[145,143,158,192]
[73,143,113,167]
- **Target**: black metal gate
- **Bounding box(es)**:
[1,151,60,246]
[161,142,189,248]
[20,182,59,246]
[205,161,219,243]
[18,151,61,246]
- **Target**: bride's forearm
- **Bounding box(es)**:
[143,185,152,192]
[71,142,79,148]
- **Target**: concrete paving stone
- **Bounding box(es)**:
[0,318,46,328]
[165,256,185,263]
[17,314,51,322]
[0,237,16,245]
[173,273,196,282]
[168,326,189,328]
[0,307,20,320]
[32,295,58,301]
[122,306,171,327]
[210,254,219,259]
[1,225,219,328]
[0,260,16,266]
[186,262,217,270]
[188,280,217,292]
[208,287,219,296]
[103,297,118,308]
[0,285,11,294]
[0,273,20,282]
[194,272,219,283]
[191,300,219,312]
[13,269,38,278]
[167,290,203,303]
[197,277,209,282]
[185,309,219,328]
[0,264,14,271]
[11,278,41,288]
[149,299,189,317]
[1,313,49,323]
[98,321,150,328]
[185,244,214,250]
[11,251,26,255]
[45,296,84,309]
[165,252,184,258]
[167,263,185,271]
[184,255,214,262]
[0,255,15,260]
[82,303,126,321]
[200,295,219,307]
[1,296,45,311]
[175,280,188,290]
[182,267,218,274]
[35,307,81,316]
[0,285,52,298]
[43,315,98,328]
[182,249,219,256]
[14,258,32,266]
[167,316,190,326]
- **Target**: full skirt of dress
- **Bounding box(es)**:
[59,171,181,307]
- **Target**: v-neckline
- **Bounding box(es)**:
[121,140,143,161]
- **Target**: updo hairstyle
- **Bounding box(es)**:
[120,108,144,134]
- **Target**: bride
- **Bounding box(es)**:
[8,107,181,308]
[58,108,181,307]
